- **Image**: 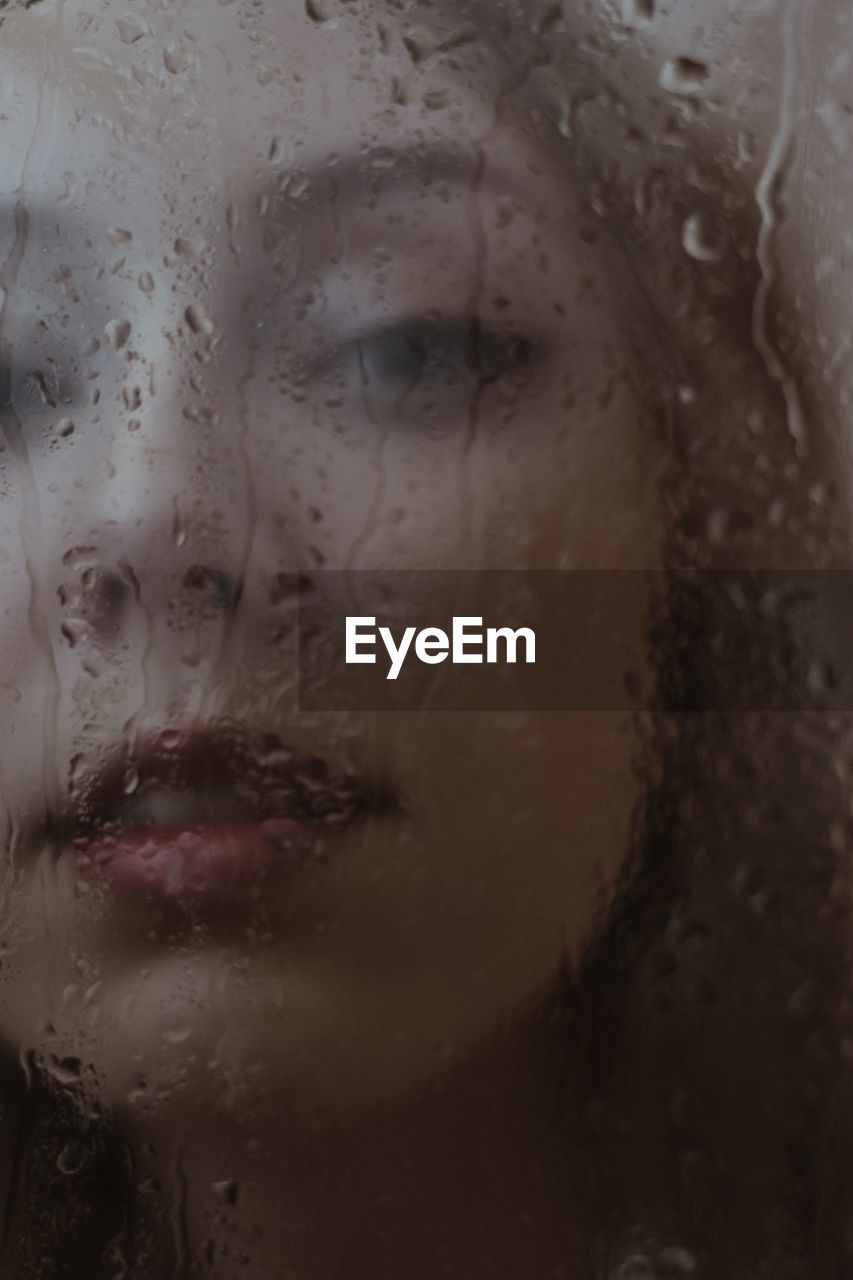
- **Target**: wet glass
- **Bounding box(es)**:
[0,0,851,1276]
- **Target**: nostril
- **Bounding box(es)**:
[267,572,311,607]
[101,571,130,612]
[183,565,240,613]
[79,567,131,614]
[61,566,132,641]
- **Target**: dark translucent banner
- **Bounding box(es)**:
[296,571,853,712]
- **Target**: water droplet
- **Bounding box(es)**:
[107,227,132,246]
[116,16,147,44]
[123,765,139,796]
[174,236,206,261]
[423,88,450,111]
[172,498,187,548]
[127,1077,148,1105]
[439,23,479,51]
[56,417,75,438]
[305,0,335,24]
[737,131,756,167]
[138,271,155,295]
[104,319,131,350]
[391,75,408,106]
[184,304,214,336]
[163,44,190,75]
[659,57,709,97]
[60,619,88,649]
[117,558,141,603]
[26,368,56,408]
[83,654,103,678]
[62,546,99,570]
[682,211,727,263]
[44,1055,82,1086]
[57,1142,85,1175]
[122,384,142,411]
[403,26,437,64]
[211,1179,239,1205]
[283,172,310,201]
[622,0,655,25]
[183,564,228,597]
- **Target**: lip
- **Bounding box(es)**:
[75,815,352,904]
[62,724,397,905]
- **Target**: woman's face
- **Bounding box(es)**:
[0,0,663,1115]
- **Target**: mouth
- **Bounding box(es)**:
[59,725,398,905]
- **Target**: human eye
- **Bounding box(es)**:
[307,310,546,436]
[355,313,538,390]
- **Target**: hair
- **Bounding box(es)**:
[0,1,851,1276]
[518,8,853,1277]
[413,1,853,1273]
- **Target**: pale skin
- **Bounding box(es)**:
[1,0,825,1274]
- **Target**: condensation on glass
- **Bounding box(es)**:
[0,0,850,1276]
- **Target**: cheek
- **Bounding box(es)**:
[246,374,663,572]
[428,382,663,572]
[250,424,477,571]
[332,711,645,980]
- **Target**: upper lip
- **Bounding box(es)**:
[56,724,398,846]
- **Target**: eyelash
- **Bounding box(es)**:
[307,313,545,424]
[354,315,539,389]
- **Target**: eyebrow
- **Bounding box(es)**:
[0,135,567,260]
[257,139,559,220]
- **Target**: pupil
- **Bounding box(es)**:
[364,322,465,389]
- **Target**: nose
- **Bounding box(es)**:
[182,564,243,614]
[61,333,287,659]
[89,421,241,621]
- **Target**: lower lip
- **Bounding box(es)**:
[74,816,351,905]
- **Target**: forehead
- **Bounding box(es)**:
[1,0,525,192]
[0,0,592,295]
